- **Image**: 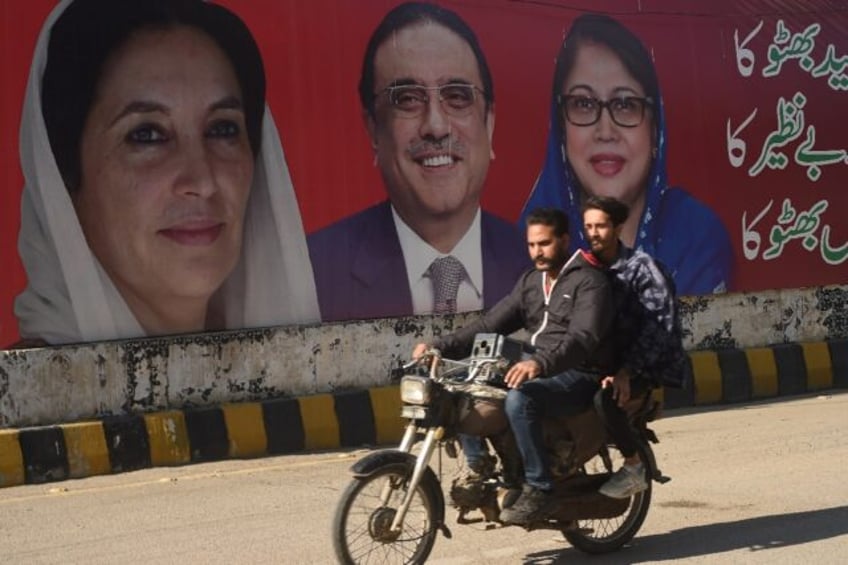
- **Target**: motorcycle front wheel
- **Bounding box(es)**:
[332,463,440,565]
[563,447,652,554]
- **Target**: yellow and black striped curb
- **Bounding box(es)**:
[663,339,847,408]
[1,339,846,488]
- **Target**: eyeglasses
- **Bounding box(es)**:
[557,94,654,128]
[375,83,485,118]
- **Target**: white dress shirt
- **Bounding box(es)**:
[391,206,484,315]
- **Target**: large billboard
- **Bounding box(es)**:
[0,0,845,347]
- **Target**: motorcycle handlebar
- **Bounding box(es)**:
[391,348,443,381]
[399,348,442,370]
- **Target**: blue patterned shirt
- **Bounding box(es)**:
[607,244,686,387]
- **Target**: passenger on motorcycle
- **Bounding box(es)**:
[582,195,686,499]
[413,207,617,525]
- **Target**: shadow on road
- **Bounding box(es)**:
[522,505,848,564]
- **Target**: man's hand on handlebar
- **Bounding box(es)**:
[412,343,431,361]
[504,359,542,388]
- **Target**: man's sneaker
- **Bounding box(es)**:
[599,464,648,499]
[499,484,553,525]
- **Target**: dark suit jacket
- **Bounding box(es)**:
[308,201,531,322]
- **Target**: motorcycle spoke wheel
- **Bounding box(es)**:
[563,449,652,554]
[333,466,438,565]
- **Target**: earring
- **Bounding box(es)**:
[651,147,657,158]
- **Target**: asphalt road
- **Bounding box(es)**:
[1,392,846,564]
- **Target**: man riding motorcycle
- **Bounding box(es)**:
[413,207,616,525]
[583,195,686,498]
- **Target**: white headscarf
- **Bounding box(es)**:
[15,0,321,344]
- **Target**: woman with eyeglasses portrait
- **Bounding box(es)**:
[521,13,733,295]
[14,0,320,346]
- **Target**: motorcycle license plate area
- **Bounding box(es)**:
[470,333,524,362]
[466,334,527,388]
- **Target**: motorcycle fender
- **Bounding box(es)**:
[349,449,448,535]
[349,449,417,478]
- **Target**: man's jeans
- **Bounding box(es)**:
[458,434,486,470]
[594,377,650,459]
[504,369,600,490]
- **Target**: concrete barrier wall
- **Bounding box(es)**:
[2,284,846,429]
[2,339,846,488]
[680,285,848,350]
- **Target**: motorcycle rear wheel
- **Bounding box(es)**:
[332,464,440,565]
[563,449,652,554]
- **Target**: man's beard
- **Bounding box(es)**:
[589,237,616,264]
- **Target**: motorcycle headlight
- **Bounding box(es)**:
[400,376,434,405]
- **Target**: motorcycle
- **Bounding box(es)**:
[332,333,669,564]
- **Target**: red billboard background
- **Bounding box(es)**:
[1,0,845,347]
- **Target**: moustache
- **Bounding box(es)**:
[407,137,466,160]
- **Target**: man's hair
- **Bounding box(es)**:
[553,13,659,134]
[526,207,569,237]
[582,196,630,227]
[42,0,266,194]
[358,1,494,118]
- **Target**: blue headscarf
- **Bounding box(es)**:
[522,91,669,258]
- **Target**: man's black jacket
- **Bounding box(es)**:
[432,250,615,376]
